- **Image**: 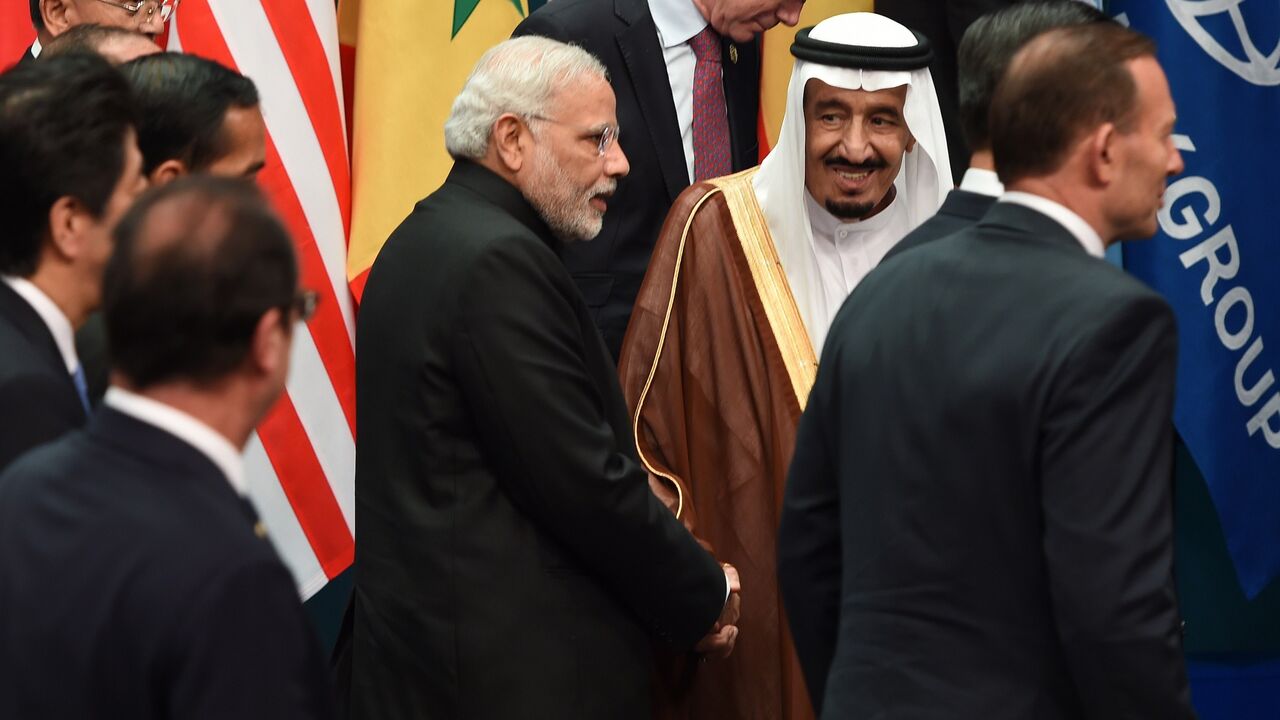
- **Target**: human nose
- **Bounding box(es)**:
[1167,145,1185,177]
[840,122,874,163]
[777,0,804,27]
[605,139,630,179]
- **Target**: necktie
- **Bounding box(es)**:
[689,26,732,182]
[71,364,90,415]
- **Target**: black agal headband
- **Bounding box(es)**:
[790,26,933,71]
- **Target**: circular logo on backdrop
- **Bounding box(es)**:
[1167,0,1280,86]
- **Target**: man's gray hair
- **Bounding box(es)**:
[444,36,608,161]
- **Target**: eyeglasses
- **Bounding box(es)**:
[290,290,319,323]
[94,0,180,23]
[525,114,621,157]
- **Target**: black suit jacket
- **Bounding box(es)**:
[0,281,86,472]
[514,0,761,358]
[348,161,725,719]
[0,407,333,719]
[779,202,1194,719]
[883,187,996,261]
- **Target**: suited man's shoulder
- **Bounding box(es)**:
[516,0,630,37]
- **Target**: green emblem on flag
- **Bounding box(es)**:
[452,0,526,39]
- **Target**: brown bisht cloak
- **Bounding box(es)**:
[618,168,817,720]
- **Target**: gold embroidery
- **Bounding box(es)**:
[709,169,818,408]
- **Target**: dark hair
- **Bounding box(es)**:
[119,53,259,175]
[41,23,152,60]
[958,1,1109,152]
[990,23,1157,184]
[0,53,135,277]
[104,176,298,389]
[29,0,42,31]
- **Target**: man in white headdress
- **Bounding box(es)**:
[616,12,950,720]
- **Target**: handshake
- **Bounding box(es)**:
[695,564,741,660]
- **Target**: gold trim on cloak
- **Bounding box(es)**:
[632,169,817,519]
[709,168,818,408]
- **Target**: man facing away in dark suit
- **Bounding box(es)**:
[0,53,146,472]
[514,0,802,358]
[20,0,168,65]
[0,176,333,719]
[779,22,1196,719]
[348,36,738,720]
[886,0,1110,262]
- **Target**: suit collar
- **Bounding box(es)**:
[940,189,997,223]
[1,276,78,373]
[977,201,1091,254]
[446,160,561,252]
[0,280,68,375]
[90,406,240,494]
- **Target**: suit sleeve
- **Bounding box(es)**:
[168,561,334,720]
[777,363,843,715]
[0,374,82,471]
[1039,295,1194,719]
[453,239,725,651]
[512,10,567,41]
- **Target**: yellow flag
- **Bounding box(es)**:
[341,0,530,295]
[759,0,874,151]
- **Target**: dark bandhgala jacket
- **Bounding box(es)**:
[780,202,1195,719]
[0,408,333,719]
[514,0,761,359]
[0,280,86,472]
[348,160,725,719]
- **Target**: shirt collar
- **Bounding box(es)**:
[805,190,903,244]
[31,38,42,58]
[650,0,709,48]
[999,191,1106,258]
[959,168,1004,198]
[2,275,79,373]
[103,387,248,496]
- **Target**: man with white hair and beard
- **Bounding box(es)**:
[615,12,949,720]
[347,36,739,719]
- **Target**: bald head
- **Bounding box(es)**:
[989,23,1156,184]
[104,176,299,389]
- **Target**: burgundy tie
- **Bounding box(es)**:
[689,26,732,182]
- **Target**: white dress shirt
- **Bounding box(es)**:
[2,275,79,373]
[650,0,712,183]
[1000,191,1106,258]
[104,386,248,496]
[806,191,910,318]
[958,167,1004,197]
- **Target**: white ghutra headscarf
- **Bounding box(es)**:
[753,12,951,351]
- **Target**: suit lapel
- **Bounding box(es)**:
[614,0,689,202]
[721,36,761,170]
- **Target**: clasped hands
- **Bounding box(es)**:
[694,563,741,660]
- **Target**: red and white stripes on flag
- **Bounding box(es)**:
[170,0,356,599]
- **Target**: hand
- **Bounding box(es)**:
[694,564,742,660]
[694,622,738,659]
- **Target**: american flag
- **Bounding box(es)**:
[171,0,356,598]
